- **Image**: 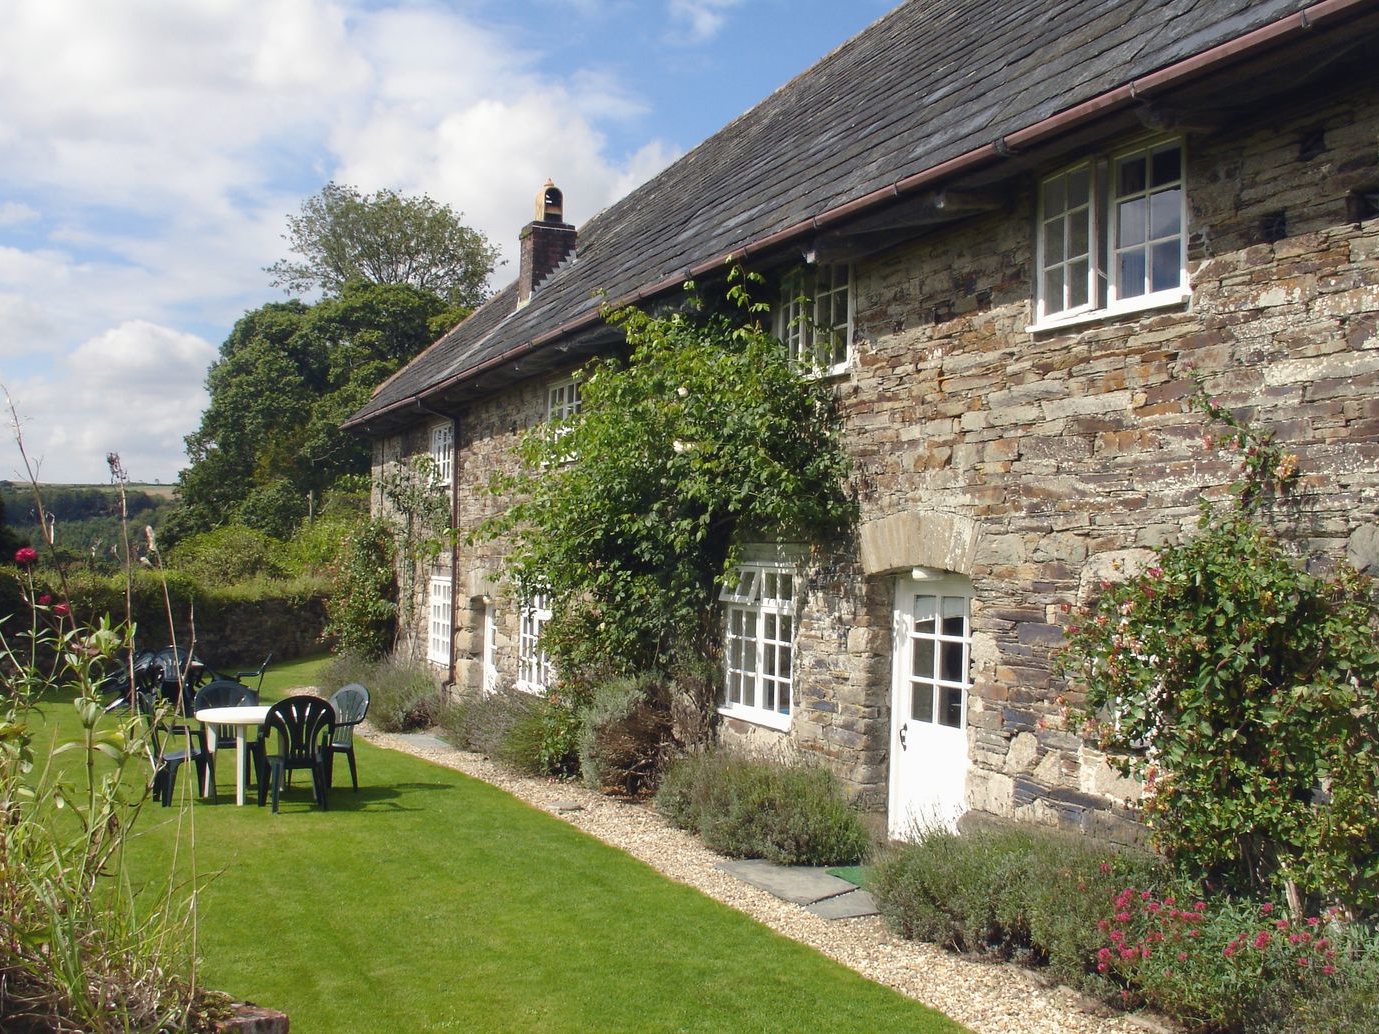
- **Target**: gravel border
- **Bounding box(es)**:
[363,727,1169,1034]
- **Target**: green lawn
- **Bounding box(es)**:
[36,656,968,1034]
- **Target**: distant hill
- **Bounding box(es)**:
[0,482,178,566]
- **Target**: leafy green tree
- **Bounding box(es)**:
[265,182,500,308]
[485,270,856,681]
[174,281,451,540]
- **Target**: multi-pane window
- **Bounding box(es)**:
[517,593,552,693]
[720,564,796,729]
[778,264,851,374]
[482,600,498,693]
[1036,138,1187,324]
[427,576,452,666]
[547,379,581,422]
[903,590,971,730]
[430,423,453,486]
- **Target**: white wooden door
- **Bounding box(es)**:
[888,572,972,839]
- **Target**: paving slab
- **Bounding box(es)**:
[394,732,452,751]
[807,889,879,920]
[716,859,858,905]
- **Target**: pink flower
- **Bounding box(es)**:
[53,602,69,618]
[1260,903,1274,915]
[1253,931,1271,950]
[14,546,37,567]
[1177,952,1188,962]
[37,594,51,605]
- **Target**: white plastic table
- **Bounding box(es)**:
[195,704,271,805]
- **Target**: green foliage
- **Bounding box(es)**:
[0,580,229,1030]
[869,825,1162,985]
[435,685,540,758]
[324,518,398,659]
[1095,884,1351,1031]
[320,651,441,733]
[498,692,583,778]
[378,454,451,657]
[1058,508,1379,908]
[164,523,285,583]
[175,282,450,540]
[0,483,175,572]
[577,674,673,795]
[868,823,1379,1032]
[1057,382,1379,911]
[486,268,855,679]
[656,750,869,866]
[265,181,499,307]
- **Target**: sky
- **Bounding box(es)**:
[0,0,896,487]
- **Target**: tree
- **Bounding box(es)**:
[484,269,856,681]
[172,282,451,540]
[265,182,500,308]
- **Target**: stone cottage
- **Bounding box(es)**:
[344,0,1379,841]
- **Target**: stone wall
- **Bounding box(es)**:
[821,82,1379,836]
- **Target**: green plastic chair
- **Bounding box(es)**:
[257,695,335,813]
[327,684,370,791]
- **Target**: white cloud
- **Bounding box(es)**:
[2,321,215,485]
[0,0,686,483]
[666,0,744,43]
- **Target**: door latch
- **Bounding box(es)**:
[898,724,907,751]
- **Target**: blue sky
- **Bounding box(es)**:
[0,0,895,487]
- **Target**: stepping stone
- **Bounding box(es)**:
[807,889,879,920]
[394,732,451,751]
[717,859,859,905]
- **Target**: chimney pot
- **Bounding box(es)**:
[518,179,576,306]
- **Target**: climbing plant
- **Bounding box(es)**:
[483,268,856,682]
[1057,376,1379,911]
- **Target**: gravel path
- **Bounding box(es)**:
[364,728,1166,1034]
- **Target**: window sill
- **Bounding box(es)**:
[717,704,791,732]
[1026,290,1191,334]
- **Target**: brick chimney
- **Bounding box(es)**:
[518,179,576,306]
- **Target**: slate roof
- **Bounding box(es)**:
[345,0,1363,433]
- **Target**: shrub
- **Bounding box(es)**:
[870,824,1161,987]
[321,651,440,732]
[0,575,230,1030]
[656,750,869,866]
[1057,383,1379,910]
[577,674,673,796]
[164,524,285,583]
[497,692,581,778]
[324,518,397,659]
[435,684,541,759]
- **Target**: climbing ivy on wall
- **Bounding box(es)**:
[482,268,856,683]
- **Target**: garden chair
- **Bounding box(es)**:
[151,645,207,715]
[194,679,261,792]
[139,691,214,807]
[326,683,370,791]
[231,652,273,692]
[257,695,336,813]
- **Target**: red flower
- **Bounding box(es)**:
[53,602,70,618]
[14,547,37,567]
[37,594,51,605]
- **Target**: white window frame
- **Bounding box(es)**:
[547,378,581,422]
[1032,137,1189,331]
[430,423,453,486]
[482,599,498,693]
[901,579,973,731]
[777,263,851,375]
[427,575,452,667]
[517,592,552,693]
[719,562,797,731]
